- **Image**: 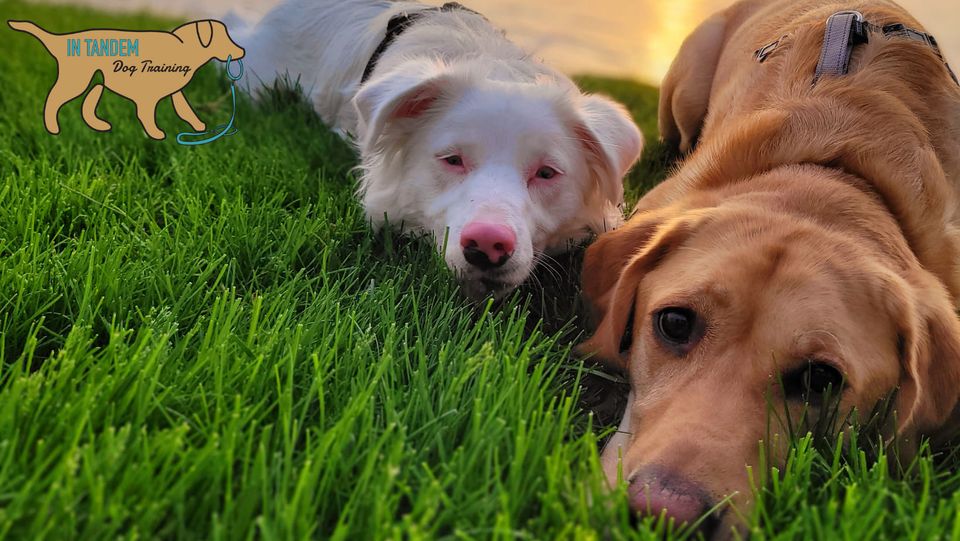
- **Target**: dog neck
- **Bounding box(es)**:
[361,2,483,83]
[647,98,960,300]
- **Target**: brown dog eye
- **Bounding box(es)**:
[804,362,844,395]
[784,361,844,401]
[655,308,697,345]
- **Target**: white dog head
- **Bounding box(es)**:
[354,59,642,298]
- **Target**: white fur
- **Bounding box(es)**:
[235,0,643,297]
[601,391,635,485]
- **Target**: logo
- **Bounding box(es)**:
[7,19,245,144]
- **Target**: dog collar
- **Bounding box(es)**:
[361,2,482,84]
[754,11,959,86]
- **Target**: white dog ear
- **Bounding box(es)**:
[574,95,644,207]
[353,62,461,152]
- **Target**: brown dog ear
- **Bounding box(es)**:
[581,203,692,321]
[196,20,214,48]
[578,210,704,371]
[658,11,727,152]
[893,272,960,447]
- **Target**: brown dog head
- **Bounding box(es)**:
[578,170,960,535]
[173,20,245,62]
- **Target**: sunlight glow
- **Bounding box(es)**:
[646,0,703,82]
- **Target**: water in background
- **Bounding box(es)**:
[32,0,960,85]
[475,0,959,83]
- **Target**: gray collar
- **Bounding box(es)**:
[755,10,959,86]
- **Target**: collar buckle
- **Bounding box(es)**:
[755,36,785,63]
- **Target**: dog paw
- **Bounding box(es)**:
[86,118,111,132]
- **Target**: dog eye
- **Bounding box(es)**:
[442,155,464,167]
[783,360,845,400]
[535,166,558,180]
[654,308,697,346]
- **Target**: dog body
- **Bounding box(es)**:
[236,0,643,298]
[580,0,960,535]
[8,20,245,139]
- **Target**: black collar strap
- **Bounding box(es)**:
[755,10,959,86]
[361,2,481,84]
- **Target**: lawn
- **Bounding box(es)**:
[1,1,959,539]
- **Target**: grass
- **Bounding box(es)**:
[1,1,959,539]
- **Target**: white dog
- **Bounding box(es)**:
[234,0,643,298]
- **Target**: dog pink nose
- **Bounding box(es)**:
[460,222,516,270]
[628,468,711,527]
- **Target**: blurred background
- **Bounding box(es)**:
[30,0,960,85]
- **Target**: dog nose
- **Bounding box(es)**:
[628,467,711,527]
[460,222,515,270]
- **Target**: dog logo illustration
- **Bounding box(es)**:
[7,19,245,143]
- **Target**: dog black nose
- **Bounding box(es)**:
[463,244,511,269]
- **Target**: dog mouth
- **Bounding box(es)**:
[624,465,729,539]
[457,271,521,299]
[452,253,533,299]
[475,277,515,298]
[626,495,725,540]
[480,277,510,293]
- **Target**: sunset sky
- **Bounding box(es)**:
[471,0,959,83]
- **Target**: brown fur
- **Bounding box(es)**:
[8,20,244,139]
[580,0,960,535]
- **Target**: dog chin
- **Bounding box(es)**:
[456,268,528,300]
[459,278,517,300]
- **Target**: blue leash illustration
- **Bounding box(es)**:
[176,55,243,146]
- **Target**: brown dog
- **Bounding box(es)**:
[579,0,960,536]
[8,19,245,139]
